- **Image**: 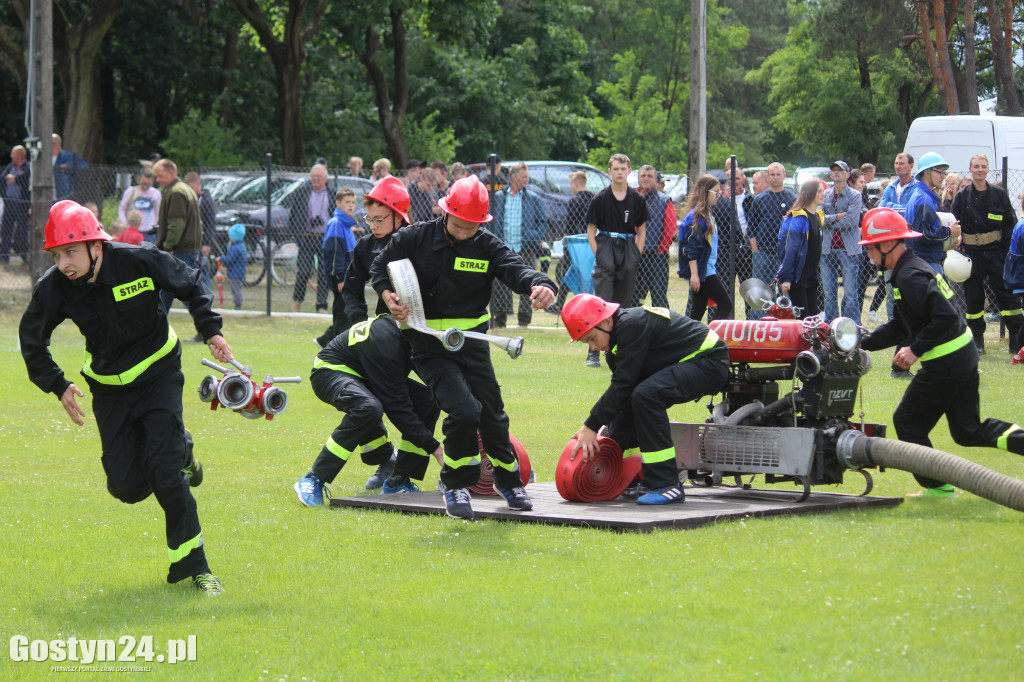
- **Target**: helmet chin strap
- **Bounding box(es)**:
[877,241,898,271]
[71,241,100,287]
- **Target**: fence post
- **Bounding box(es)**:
[266,153,273,316]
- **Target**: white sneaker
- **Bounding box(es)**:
[867,311,880,326]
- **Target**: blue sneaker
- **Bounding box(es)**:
[365,449,397,490]
[493,484,533,511]
[294,474,328,507]
[382,476,420,494]
[637,484,685,505]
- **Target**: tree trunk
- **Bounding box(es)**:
[932,0,961,114]
[985,0,1022,115]
[916,2,954,114]
[219,27,240,126]
[359,6,409,169]
[51,0,124,163]
[963,0,980,114]
[277,60,306,167]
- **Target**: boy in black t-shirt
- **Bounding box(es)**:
[585,153,650,366]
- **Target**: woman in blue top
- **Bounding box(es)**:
[679,174,733,321]
[777,179,825,317]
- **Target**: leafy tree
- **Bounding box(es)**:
[162,109,245,167]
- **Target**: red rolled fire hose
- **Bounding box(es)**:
[555,435,643,502]
[470,434,533,495]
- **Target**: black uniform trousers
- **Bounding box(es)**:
[490,244,541,328]
[412,332,522,491]
[293,233,330,309]
[593,233,640,306]
[631,252,670,308]
[963,246,1023,352]
[308,368,438,482]
[893,343,1024,488]
[606,347,730,489]
[316,276,351,348]
[90,369,209,584]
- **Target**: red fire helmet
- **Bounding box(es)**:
[42,200,113,251]
[858,206,922,246]
[437,176,492,223]
[561,293,620,341]
[363,176,411,224]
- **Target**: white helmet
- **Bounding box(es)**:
[944,250,972,283]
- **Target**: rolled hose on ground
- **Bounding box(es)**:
[837,431,1024,511]
[469,434,532,496]
[556,435,643,502]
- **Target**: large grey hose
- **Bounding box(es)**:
[837,431,1024,511]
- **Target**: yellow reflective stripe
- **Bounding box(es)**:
[1001,309,1022,317]
[112,277,155,301]
[325,437,353,461]
[363,435,389,451]
[312,357,363,378]
[679,329,722,363]
[443,453,481,469]
[488,454,518,472]
[920,329,973,362]
[965,311,985,320]
[998,425,1022,451]
[622,447,640,458]
[424,314,489,331]
[82,327,178,386]
[168,532,203,563]
[893,288,902,300]
[454,257,489,272]
[398,440,428,456]
[641,447,676,464]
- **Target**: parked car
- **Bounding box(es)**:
[467,160,610,239]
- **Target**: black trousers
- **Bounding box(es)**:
[787,279,819,318]
[606,347,730,489]
[0,198,30,262]
[964,246,1023,352]
[631,252,670,308]
[317,276,351,347]
[293,233,330,308]
[91,368,209,584]
[593,234,639,306]
[309,368,439,482]
[490,244,540,327]
[411,329,522,491]
[893,343,1024,488]
[687,274,734,322]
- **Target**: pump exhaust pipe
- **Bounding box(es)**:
[837,430,1024,511]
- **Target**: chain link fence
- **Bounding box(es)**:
[2,161,1022,347]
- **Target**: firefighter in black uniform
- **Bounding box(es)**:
[370,175,556,520]
[950,153,1022,354]
[342,177,411,325]
[19,200,231,595]
[339,177,413,489]
[858,207,1024,497]
[561,294,730,504]
[294,314,442,506]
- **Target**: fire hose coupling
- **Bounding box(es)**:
[197,357,301,420]
[835,428,869,470]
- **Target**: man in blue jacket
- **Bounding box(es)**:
[904,152,960,274]
[52,133,89,201]
[820,161,864,323]
[489,163,549,328]
[316,187,359,348]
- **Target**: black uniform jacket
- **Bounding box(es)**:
[585,307,718,433]
[861,249,965,360]
[315,315,440,455]
[950,182,1018,245]
[20,241,222,397]
[369,215,556,324]
[342,232,392,324]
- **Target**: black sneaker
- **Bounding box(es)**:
[365,449,397,490]
[621,477,649,500]
[586,350,601,368]
[182,430,203,487]
[890,369,914,379]
[193,573,223,596]
[494,484,533,511]
[974,341,985,355]
[439,481,474,520]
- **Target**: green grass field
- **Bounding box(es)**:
[1,307,1023,681]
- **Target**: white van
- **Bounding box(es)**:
[903,115,1024,175]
